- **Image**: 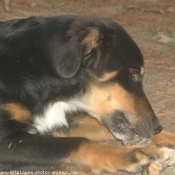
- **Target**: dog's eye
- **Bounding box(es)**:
[129,68,141,82]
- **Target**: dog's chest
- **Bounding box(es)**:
[32,102,78,134]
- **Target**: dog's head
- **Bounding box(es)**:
[51,17,162,142]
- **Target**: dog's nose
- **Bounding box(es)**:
[153,119,163,135]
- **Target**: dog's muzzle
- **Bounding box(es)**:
[101,111,162,142]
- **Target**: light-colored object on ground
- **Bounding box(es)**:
[4,0,10,11]
[148,162,163,175]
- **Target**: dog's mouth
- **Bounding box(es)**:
[102,112,135,142]
[102,111,155,142]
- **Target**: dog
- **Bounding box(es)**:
[0,15,175,173]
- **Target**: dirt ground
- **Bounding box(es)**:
[0,0,175,175]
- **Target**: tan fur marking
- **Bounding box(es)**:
[98,71,118,82]
[140,66,144,75]
[69,141,125,172]
[87,84,136,120]
[82,28,99,53]
[1,102,31,122]
[53,115,115,141]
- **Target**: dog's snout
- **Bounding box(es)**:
[131,95,163,138]
[153,119,163,135]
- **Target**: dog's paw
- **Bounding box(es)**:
[129,145,175,174]
[160,147,175,167]
[143,147,175,175]
[119,145,175,173]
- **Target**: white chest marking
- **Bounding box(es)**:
[33,102,78,134]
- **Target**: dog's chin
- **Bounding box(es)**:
[111,123,135,142]
[101,115,135,142]
[101,111,139,142]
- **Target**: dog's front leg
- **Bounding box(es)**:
[152,130,175,148]
[69,141,175,173]
[0,132,175,173]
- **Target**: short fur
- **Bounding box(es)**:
[0,15,175,173]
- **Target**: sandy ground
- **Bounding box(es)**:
[0,0,175,174]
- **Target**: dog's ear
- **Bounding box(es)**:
[51,18,114,78]
[51,23,101,78]
[51,33,81,79]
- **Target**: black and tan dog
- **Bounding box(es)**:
[0,15,175,173]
